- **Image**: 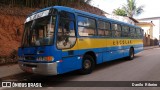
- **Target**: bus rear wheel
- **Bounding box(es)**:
[128,48,134,60]
[79,55,95,74]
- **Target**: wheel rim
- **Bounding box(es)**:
[84,60,91,69]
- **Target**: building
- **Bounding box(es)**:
[104,14,158,46]
[138,17,160,40]
[136,22,155,46]
[136,22,154,38]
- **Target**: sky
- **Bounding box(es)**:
[91,0,160,19]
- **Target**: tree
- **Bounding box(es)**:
[85,0,92,4]
[113,8,127,16]
[122,0,144,17]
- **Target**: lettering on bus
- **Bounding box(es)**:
[113,40,132,45]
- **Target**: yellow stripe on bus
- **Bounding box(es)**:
[63,38,143,51]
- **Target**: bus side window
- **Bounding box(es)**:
[78,16,96,36]
[57,11,76,49]
[130,27,135,38]
[122,26,129,38]
[105,22,111,37]
[136,28,141,39]
[98,20,105,36]
[112,24,121,38]
[97,20,111,37]
[141,29,144,38]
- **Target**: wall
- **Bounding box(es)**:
[138,19,160,40]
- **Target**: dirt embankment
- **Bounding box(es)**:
[0,6,38,57]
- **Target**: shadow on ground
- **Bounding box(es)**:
[1,56,140,86]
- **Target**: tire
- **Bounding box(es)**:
[79,55,95,74]
[128,48,134,60]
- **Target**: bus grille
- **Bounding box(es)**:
[25,56,36,60]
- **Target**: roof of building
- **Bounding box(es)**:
[138,17,160,20]
[129,17,139,23]
[136,22,155,26]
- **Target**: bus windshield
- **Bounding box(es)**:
[22,16,56,47]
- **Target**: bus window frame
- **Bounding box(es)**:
[77,15,97,37]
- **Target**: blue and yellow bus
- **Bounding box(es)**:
[18,6,143,75]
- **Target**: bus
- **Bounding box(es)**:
[18,6,143,75]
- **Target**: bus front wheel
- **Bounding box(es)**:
[79,55,95,74]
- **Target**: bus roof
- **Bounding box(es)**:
[28,6,141,29]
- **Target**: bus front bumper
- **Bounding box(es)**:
[18,61,58,75]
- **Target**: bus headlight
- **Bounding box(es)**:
[37,56,54,61]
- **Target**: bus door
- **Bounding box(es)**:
[56,11,80,73]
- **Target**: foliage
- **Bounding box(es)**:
[122,0,144,17]
[85,0,92,4]
[113,8,127,16]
